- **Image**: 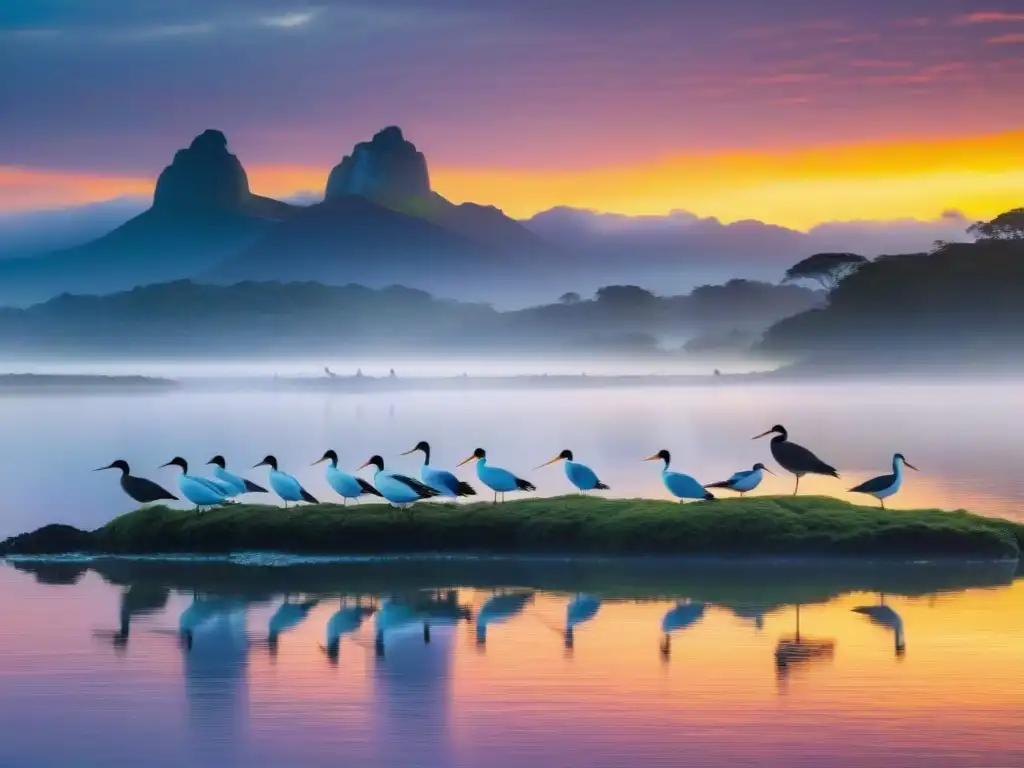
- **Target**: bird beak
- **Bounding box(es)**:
[252,460,267,468]
[535,456,563,469]
[399,448,417,456]
[456,456,476,467]
[93,464,113,472]
[357,460,371,470]
[764,467,776,475]
[311,457,326,466]
[159,461,173,468]
[642,454,660,462]
[752,430,773,440]
[904,461,919,471]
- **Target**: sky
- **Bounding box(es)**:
[2,0,1024,229]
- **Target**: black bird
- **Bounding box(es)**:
[753,425,839,495]
[399,440,477,498]
[206,455,267,494]
[95,460,178,504]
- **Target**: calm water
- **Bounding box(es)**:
[1,382,1022,537]
[0,557,1022,767]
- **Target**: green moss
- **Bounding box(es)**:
[52,495,1022,559]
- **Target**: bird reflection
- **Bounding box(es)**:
[374,591,472,658]
[474,590,535,648]
[728,605,767,631]
[565,593,602,652]
[322,598,376,664]
[659,600,706,659]
[852,593,906,656]
[266,596,319,658]
[774,604,836,690]
[93,584,170,652]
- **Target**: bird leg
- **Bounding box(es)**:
[793,476,801,496]
[493,491,498,505]
[880,499,886,510]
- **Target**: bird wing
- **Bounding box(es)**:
[299,487,319,504]
[849,474,894,494]
[665,471,709,498]
[194,477,230,495]
[127,476,178,501]
[567,462,600,491]
[424,467,461,495]
[356,477,384,497]
[242,478,268,493]
[776,442,839,477]
[391,474,440,498]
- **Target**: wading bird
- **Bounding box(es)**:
[253,455,319,507]
[753,425,839,495]
[400,441,477,499]
[644,450,714,501]
[357,455,439,507]
[95,460,178,504]
[457,448,535,504]
[312,450,383,504]
[206,455,267,496]
[848,453,918,509]
[160,457,230,509]
[705,462,773,496]
[536,449,609,494]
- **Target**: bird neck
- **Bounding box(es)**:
[328,457,338,468]
[661,457,671,470]
[892,456,903,478]
[179,461,189,474]
[422,447,431,466]
[772,433,786,444]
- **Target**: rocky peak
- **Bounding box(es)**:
[325,126,431,202]
[152,129,251,213]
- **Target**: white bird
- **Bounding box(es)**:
[849,453,919,509]
[705,463,773,496]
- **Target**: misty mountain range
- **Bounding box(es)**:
[0,126,972,309]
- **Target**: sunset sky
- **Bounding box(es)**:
[2,0,1024,228]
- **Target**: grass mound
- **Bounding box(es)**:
[4,495,1020,559]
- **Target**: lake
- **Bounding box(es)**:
[0,557,1021,767]
[1,381,1022,538]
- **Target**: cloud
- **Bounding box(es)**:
[259,11,316,29]
[851,59,914,69]
[748,73,826,85]
[832,33,880,44]
[956,12,1024,24]
[988,32,1024,44]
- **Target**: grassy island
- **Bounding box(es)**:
[2,496,1022,561]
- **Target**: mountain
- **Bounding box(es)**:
[0,130,296,307]
[205,126,551,300]
[0,197,148,259]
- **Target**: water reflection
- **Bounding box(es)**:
[1,557,1023,767]
[852,593,906,656]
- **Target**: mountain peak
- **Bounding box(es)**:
[325,126,431,202]
[152,129,251,213]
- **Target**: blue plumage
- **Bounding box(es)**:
[645,450,714,502]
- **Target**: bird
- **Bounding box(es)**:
[357,455,439,507]
[160,457,230,509]
[457,448,536,504]
[564,593,602,649]
[644,450,714,501]
[753,425,839,495]
[474,591,534,646]
[95,460,178,505]
[400,441,477,499]
[312,450,383,504]
[206,455,267,496]
[705,462,773,496]
[252,455,319,507]
[660,600,706,657]
[535,449,609,494]
[322,601,376,663]
[848,453,918,509]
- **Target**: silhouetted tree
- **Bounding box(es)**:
[967,208,1024,241]
[559,291,581,305]
[594,285,657,306]
[783,252,868,291]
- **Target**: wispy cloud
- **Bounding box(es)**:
[111,22,216,42]
[956,11,1024,24]
[749,73,827,85]
[851,59,913,69]
[988,33,1024,44]
[833,33,880,44]
[862,62,967,84]
[259,11,316,29]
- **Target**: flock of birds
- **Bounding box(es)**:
[95,424,918,510]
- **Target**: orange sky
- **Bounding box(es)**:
[3,130,1023,229]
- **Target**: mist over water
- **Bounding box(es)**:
[1,379,1022,537]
